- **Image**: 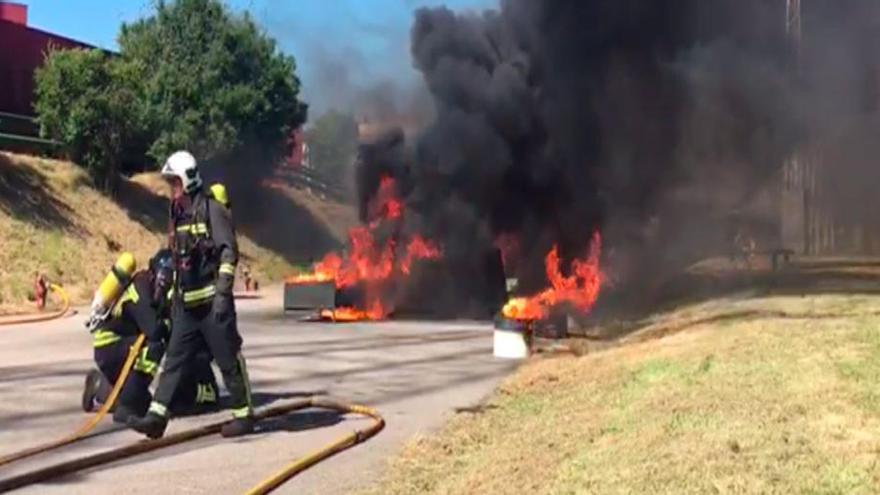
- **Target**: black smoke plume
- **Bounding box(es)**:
[357,0,880,311]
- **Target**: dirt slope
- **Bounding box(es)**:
[0,152,355,315]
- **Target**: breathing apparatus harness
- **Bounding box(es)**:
[169,188,220,308]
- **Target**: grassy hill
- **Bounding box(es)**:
[0,151,356,315]
[365,268,880,495]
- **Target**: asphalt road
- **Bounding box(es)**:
[0,289,515,494]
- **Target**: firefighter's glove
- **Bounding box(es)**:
[212,293,234,322]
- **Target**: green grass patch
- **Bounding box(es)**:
[366,294,880,495]
[806,462,874,495]
[835,317,880,414]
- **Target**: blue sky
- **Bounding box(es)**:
[19,0,497,115]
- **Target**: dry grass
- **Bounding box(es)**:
[130,172,169,198]
[0,153,163,314]
[282,187,359,243]
[136,171,359,245]
[365,292,880,495]
[128,171,168,196]
[260,180,358,244]
[689,256,880,281]
[0,153,341,314]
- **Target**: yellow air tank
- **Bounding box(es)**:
[209,183,229,208]
[84,253,137,330]
[93,252,137,311]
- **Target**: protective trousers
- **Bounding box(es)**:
[95,336,218,415]
[151,300,252,419]
[94,336,163,415]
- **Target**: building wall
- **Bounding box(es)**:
[0,16,93,116]
[0,2,26,25]
[286,128,306,167]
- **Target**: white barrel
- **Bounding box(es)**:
[493,327,529,359]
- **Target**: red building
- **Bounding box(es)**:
[0,2,94,116]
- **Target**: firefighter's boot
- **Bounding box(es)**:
[112,404,142,425]
[221,416,255,438]
[127,412,168,439]
[81,369,102,413]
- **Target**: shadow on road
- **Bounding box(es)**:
[209,390,328,413]
[256,409,344,434]
[11,393,356,489]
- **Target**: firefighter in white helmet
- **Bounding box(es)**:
[127,151,254,439]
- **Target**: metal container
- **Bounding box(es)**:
[283,281,336,311]
[534,312,568,339]
[334,283,367,309]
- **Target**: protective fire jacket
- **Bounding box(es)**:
[92,271,165,348]
[169,187,238,308]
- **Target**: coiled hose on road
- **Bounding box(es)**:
[0,398,384,494]
[0,284,72,327]
[0,325,385,493]
[0,284,384,493]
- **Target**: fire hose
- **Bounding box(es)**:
[0,284,72,327]
[0,330,385,494]
[0,334,146,467]
[0,398,384,494]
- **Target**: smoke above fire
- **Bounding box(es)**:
[353,0,880,312]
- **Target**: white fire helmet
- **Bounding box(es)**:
[161,150,203,194]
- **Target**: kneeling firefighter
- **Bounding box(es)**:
[82,250,219,423]
[128,150,254,439]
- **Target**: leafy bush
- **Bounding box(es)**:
[34,0,307,191]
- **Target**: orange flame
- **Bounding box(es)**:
[320,301,386,322]
[502,231,603,321]
[287,176,442,321]
[401,235,442,275]
[375,176,403,221]
[287,252,343,284]
[384,196,404,220]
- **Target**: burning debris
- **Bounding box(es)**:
[319,303,385,322]
[351,0,880,321]
[400,236,442,275]
[286,176,442,321]
[501,232,603,322]
[289,1,880,328]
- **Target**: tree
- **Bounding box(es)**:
[118,0,307,166]
[307,110,359,183]
[34,0,307,190]
[34,49,143,191]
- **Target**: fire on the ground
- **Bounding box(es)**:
[500,231,603,323]
[287,176,441,321]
